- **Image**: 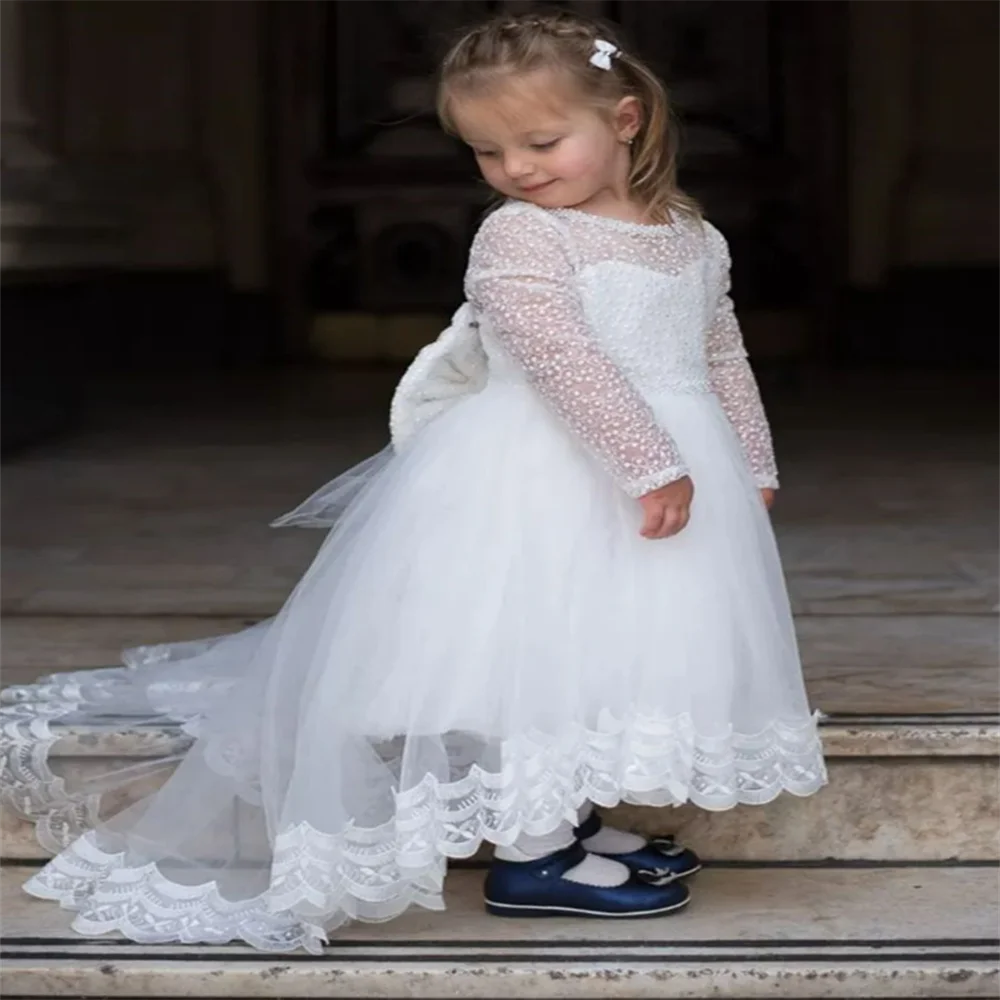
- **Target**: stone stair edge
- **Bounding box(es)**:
[1,865,997,999]
[3,961,995,1000]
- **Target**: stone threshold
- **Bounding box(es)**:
[5,614,998,720]
[39,714,1000,760]
[1,866,997,998]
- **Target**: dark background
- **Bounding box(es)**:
[2,0,997,454]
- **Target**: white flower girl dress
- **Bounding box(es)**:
[1,201,826,952]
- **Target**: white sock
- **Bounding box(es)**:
[576,802,647,855]
[494,821,630,888]
[581,826,647,855]
[562,853,630,887]
[494,822,576,863]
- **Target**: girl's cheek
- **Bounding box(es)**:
[481,162,505,187]
[556,149,592,180]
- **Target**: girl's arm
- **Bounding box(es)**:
[466,207,688,498]
[705,227,779,490]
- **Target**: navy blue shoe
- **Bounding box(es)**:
[484,843,690,918]
[574,810,702,880]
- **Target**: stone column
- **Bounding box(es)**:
[1,0,53,170]
[846,0,916,287]
[1,0,128,272]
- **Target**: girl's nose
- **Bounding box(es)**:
[503,154,534,179]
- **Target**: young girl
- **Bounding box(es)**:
[2,13,826,951]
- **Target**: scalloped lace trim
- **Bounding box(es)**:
[1,677,194,853]
[23,832,334,953]
[8,691,826,951]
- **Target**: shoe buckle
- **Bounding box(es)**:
[636,867,678,886]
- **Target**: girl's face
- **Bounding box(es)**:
[450,70,639,212]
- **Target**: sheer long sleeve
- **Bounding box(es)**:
[705,228,779,489]
[465,207,688,498]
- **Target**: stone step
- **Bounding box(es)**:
[1,863,996,998]
[2,613,997,714]
[0,200,128,236]
[3,616,997,864]
[0,178,132,272]
[3,717,997,864]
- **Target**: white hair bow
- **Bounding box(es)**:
[589,39,619,71]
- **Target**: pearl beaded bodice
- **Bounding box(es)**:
[465,201,778,497]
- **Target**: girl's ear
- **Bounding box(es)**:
[613,96,642,143]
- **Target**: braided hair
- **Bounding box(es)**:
[437,10,698,223]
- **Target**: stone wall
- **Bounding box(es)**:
[847,0,998,286]
[8,0,267,289]
[7,0,996,292]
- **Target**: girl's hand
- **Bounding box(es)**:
[639,476,694,539]
[760,488,776,511]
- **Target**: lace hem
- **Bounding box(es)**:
[13,708,826,951]
[1,675,194,854]
[23,833,333,954]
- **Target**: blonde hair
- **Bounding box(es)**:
[437,10,699,224]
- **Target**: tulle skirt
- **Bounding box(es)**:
[1,382,826,952]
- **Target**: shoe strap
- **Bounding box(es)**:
[649,835,686,857]
[516,842,588,878]
[573,809,602,841]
